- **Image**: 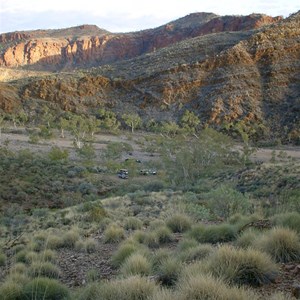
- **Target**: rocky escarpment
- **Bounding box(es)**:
[0,11,299,142]
[0,13,281,70]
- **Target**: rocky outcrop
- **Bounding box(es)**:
[0,13,281,70]
[0,11,298,141]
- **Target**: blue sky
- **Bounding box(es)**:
[0,0,299,34]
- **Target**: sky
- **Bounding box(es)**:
[0,0,299,34]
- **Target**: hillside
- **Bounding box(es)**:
[0,11,299,143]
[0,13,281,70]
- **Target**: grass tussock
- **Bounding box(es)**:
[121,253,152,276]
[23,277,70,300]
[0,280,24,300]
[235,229,262,249]
[111,240,141,267]
[207,245,278,286]
[75,238,97,253]
[156,257,182,286]
[124,217,143,230]
[104,223,125,243]
[166,213,192,233]
[254,227,300,262]
[177,274,258,300]
[179,244,214,263]
[28,262,61,279]
[271,212,300,233]
[99,275,158,300]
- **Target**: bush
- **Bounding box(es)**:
[124,217,143,230]
[48,146,69,161]
[166,213,192,233]
[121,253,152,276]
[104,224,125,243]
[177,274,257,300]
[111,241,140,267]
[206,185,251,219]
[0,280,24,300]
[28,262,60,279]
[254,228,300,263]
[23,277,70,300]
[208,245,278,286]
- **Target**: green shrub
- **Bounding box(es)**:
[208,245,278,286]
[104,224,125,243]
[179,244,214,263]
[28,262,60,279]
[48,146,69,161]
[254,227,300,263]
[177,274,257,300]
[124,217,143,230]
[166,213,192,233]
[99,276,157,300]
[89,206,107,222]
[206,185,251,219]
[111,241,140,267]
[23,277,70,300]
[272,212,300,233]
[121,253,152,276]
[156,257,182,286]
[0,280,24,300]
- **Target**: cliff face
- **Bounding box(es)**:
[0,13,281,69]
[0,11,299,141]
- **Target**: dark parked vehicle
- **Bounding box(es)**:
[118,169,129,179]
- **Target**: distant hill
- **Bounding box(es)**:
[0,11,299,143]
[0,13,281,70]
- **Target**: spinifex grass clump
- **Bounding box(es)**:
[177,274,258,300]
[178,244,214,263]
[121,253,152,276]
[111,241,141,267]
[104,223,125,243]
[23,277,70,300]
[254,227,300,263]
[99,275,158,300]
[272,212,300,233]
[207,245,278,286]
[166,213,192,233]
